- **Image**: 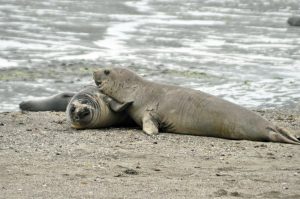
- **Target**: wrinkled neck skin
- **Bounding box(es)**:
[101,75,145,103]
[93,92,116,127]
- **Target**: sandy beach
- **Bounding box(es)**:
[0,109,299,198]
[1,1,300,198]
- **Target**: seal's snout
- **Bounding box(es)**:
[77,107,90,120]
[92,71,99,80]
[93,71,102,86]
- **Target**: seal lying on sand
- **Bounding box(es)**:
[66,86,133,129]
[93,68,300,144]
[20,86,134,129]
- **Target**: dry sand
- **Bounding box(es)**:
[0,110,300,198]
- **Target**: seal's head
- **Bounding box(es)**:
[66,85,127,129]
[66,94,98,129]
[66,85,115,129]
[93,68,142,99]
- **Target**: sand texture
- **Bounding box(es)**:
[0,110,300,198]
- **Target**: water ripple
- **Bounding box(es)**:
[0,0,300,111]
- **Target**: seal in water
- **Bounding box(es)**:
[93,68,300,144]
[19,92,75,112]
[66,85,133,129]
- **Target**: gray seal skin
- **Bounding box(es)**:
[287,16,300,26]
[93,68,300,144]
[66,85,133,129]
[19,92,75,112]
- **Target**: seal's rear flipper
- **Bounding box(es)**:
[267,127,300,145]
[19,92,75,112]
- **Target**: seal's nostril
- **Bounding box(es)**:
[75,116,80,121]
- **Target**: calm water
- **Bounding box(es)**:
[0,0,300,111]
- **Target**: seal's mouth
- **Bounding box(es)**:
[74,107,91,121]
[94,80,102,87]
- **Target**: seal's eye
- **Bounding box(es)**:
[104,70,110,75]
[70,106,76,113]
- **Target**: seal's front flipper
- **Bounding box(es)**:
[104,96,133,112]
[142,112,159,135]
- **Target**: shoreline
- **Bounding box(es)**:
[1,60,300,112]
[0,109,299,198]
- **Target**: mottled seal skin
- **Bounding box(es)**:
[93,68,300,144]
[19,92,75,112]
[66,85,134,129]
[287,16,300,26]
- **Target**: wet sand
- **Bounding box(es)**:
[0,110,299,198]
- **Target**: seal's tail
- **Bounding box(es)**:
[267,126,300,145]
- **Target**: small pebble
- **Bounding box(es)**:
[124,169,138,175]
[114,174,123,177]
[230,191,241,197]
[214,189,228,197]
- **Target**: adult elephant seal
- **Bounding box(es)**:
[66,85,133,129]
[20,86,134,129]
[93,68,300,144]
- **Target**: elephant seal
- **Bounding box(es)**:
[93,68,300,144]
[66,85,134,129]
[287,16,300,26]
[19,86,134,129]
[19,92,75,112]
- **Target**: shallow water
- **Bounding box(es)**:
[0,0,300,112]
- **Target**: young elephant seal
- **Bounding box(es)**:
[19,86,134,129]
[93,68,300,144]
[19,92,75,112]
[66,85,133,129]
